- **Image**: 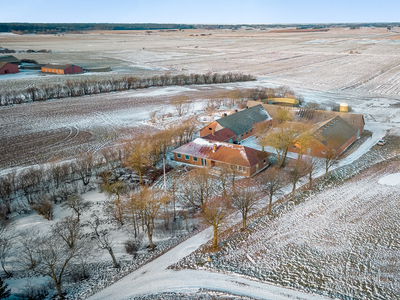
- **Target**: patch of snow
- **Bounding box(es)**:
[378,173,400,186]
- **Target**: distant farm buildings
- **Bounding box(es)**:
[172,138,269,177]
[200,104,272,144]
[41,64,83,74]
[0,61,19,75]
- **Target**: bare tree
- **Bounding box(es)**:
[260,126,298,167]
[74,151,95,186]
[201,196,230,249]
[287,159,307,201]
[0,221,14,278]
[276,108,292,123]
[149,110,158,123]
[49,159,64,189]
[61,194,91,222]
[18,229,40,271]
[89,213,119,268]
[259,167,285,215]
[133,187,170,251]
[52,215,83,249]
[124,192,141,238]
[100,147,119,170]
[324,147,338,179]
[103,181,127,227]
[20,220,87,298]
[230,179,262,230]
[125,139,150,186]
[179,168,215,215]
[303,156,319,189]
[171,95,189,117]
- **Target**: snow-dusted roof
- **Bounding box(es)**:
[172,138,269,167]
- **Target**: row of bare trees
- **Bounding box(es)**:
[0,151,102,221]
[0,115,199,220]
[0,72,256,106]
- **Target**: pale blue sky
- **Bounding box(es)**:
[2,0,399,23]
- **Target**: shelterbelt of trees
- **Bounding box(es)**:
[0,72,255,106]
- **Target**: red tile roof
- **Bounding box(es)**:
[202,127,236,142]
[172,138,269,167]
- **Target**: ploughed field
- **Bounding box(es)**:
[0,85,225,170]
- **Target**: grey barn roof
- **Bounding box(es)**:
[0,55,21,64]
[216,104,271,135]
[316,116,357,149]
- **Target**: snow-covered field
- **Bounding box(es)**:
[1,27,400,299]
[170,154,400,300]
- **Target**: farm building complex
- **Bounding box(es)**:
[171,99,364,175]
[247,100,365,157]
[200,104,272,144]
[0,62,19,75]
[172,138,269,177]
[41,64,83,74]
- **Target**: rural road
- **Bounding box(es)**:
[89,227,328,300]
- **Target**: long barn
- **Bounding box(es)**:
[41,64,83,74]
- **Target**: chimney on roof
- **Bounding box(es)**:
[223,113,227,118]
[212,144,217,152]
[235,109,238,113]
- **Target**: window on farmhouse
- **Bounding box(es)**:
[185,155,190,160]
[193,157,198,162]
[177,153,181,158]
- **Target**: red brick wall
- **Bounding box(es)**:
[174,153,204,166]
[173,153,271,177]
[200,121,219,138]
[0,63,19,74]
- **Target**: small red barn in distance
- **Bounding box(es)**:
[41,64,83,74]
[0,62,19,75]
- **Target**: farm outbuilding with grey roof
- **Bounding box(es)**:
[0,55,21,65]
[200,104,272,144]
